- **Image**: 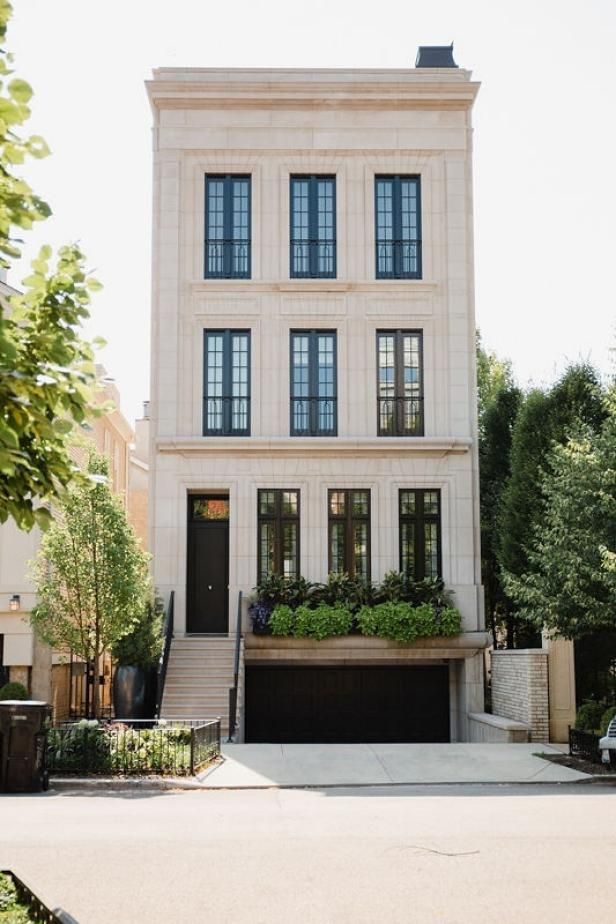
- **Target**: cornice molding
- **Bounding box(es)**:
[189,280,438,295]
[156,436,472,457]
[146,72,480,112]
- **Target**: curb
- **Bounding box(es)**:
[45,774,616,793]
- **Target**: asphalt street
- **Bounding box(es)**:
[2,783,616,923]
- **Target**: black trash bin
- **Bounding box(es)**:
[0,701,51,793]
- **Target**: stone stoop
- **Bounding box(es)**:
[160,636,244,737]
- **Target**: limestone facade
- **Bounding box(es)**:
[147,65,486,739]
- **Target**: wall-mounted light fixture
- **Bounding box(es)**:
[9,594,20,611]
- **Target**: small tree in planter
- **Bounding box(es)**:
[30,453,150,718]
[111,598,162,720]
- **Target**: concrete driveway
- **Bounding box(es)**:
[199,742,589,787]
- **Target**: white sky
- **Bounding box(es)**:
[8,0,616,423]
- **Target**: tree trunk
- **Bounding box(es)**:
[92,653,100,719]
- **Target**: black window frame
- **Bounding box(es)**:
[375,174,422,279]
[257,489,301,583]
[290,175,336,278]
[204,174,251,279]
[376,329,424,436]
[203,329,251,436]
[399,489,442,581]
[327,489,371,580]
[289,329,338,437]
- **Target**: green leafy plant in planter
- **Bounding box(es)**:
[111,598,163,720]
[249,575,315,633]
[357,601,461,644]
[0,681,28,701]
[294,604,353,641]
[270,603,353,640]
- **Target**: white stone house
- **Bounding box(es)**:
[147,46,487,741]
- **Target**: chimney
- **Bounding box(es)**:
[415,43,458,68]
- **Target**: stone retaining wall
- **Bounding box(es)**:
[490,649,549,742]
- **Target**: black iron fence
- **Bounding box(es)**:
[569,727,601,763]
[46,718,221,776]
[1,870,69,924]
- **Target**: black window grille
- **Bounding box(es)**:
[375,175,421,279]
[257,489,300,583]
[205,175,251,278]
[328,489,370,580]
[203,330,250,435]
[399,489,442,580]
[376,330,423,436]
[290,330,337,436]
[290,175,336,278]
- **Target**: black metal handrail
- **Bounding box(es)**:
[205,239,250,279]
[377,396,424,436]
[290,396,337,436]
[203,395,251,436]
[155,590,174,720]
[228,590,243,742]
[290,239,336,278]
[376,238,422,279]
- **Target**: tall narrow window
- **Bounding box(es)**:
[328,489,370,580]
[290,330,337,436]
[258,490,300,582]
[377,330,423,436]
[205,174,251,278]
[399,489,441,580]
[290,175,336,278]
[203,330,250,435]
[375,175,421,279]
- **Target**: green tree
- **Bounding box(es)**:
[498,363,606,583]
[0,1,101,531]
[30,454,151,717]
[506,396,616,639]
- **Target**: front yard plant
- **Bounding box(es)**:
[256,571,462,643]
[46,719,219,776]
[0,682,28,701]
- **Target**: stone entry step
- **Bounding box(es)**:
[160,636,244,734]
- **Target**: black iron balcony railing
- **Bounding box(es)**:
[376,239,422,279]
[290,239,336,278]
[291,396,337,436]
[205,239,250,278]
[377,396,424,436]
[204,396,251,436]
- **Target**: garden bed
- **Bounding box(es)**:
[46,719,220,776]
[537,752,616,777]
[0,871,68,924]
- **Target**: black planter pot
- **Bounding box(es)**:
[113,665,149,721]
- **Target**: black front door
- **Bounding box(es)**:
[187,496,229,634]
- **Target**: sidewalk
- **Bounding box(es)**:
[196,742,590,788]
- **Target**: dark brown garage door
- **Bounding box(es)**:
[245,666,450,743]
